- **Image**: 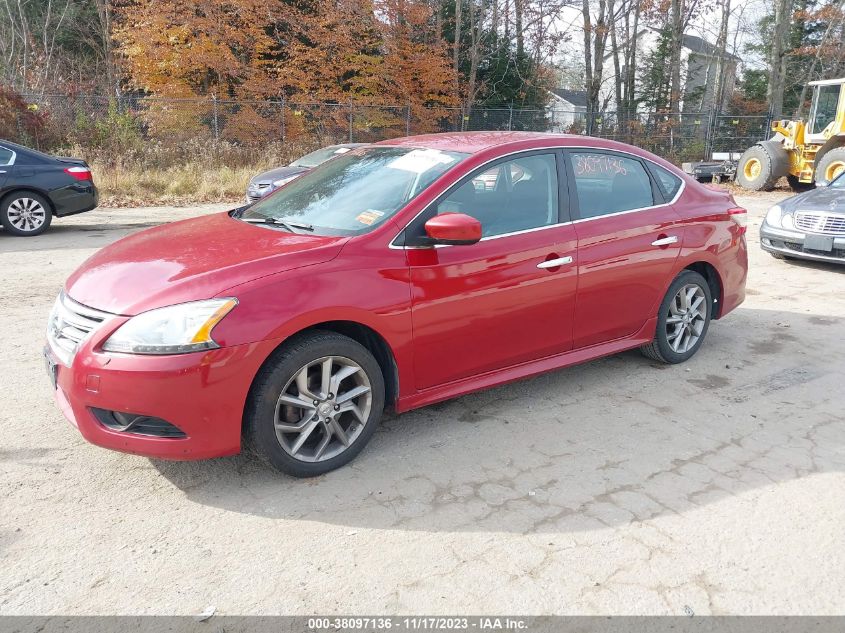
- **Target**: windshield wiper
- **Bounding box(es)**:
[240,217,314,233]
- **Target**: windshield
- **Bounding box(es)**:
[291,146,354,168]
[241,147,468,235]
[809,85,841,135]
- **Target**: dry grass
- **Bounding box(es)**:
[92,161,260,207]
[70,139,320,207]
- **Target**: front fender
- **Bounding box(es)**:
[209,247,414,396]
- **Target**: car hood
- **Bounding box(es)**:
[65,213,346,315]
[250,165,310,184]
[783,187,845,213]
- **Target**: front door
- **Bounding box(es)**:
[403,151,579,390]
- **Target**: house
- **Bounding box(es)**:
[598,28,740,113]
[679,32,740,112]
[547,88,588,132]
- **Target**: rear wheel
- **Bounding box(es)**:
[641,271,713,364]
[244,331,385,477]
[816,148,845,186]
[736,144,783,191]
[0,191,52,236]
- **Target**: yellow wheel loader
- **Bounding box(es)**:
[737,77,845,191]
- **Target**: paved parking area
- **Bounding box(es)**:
[1,193,843,615]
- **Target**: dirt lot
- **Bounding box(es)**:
[1,192,843,616]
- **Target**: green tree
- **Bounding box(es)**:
[638,27,673,112]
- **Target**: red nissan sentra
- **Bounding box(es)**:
[45,132,748,477]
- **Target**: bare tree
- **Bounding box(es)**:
[582,0,608,131]
[796,0,845,117]
[710,0,731,113]
[767,0,792,119]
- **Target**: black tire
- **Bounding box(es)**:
[0,191,53,236]
[243,330,385,477]
[786,174,815,193]
[815,147,845,186]
[736,144,782,191]
[641,270,713,364]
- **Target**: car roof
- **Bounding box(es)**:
[0,139,32,153]
[0,139,52,160]
[374,131,647,157]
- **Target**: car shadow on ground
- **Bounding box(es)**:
[147,305,844,534]
[772,256,845,274]
[0,223,162,252]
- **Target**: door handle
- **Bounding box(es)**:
[651,235,678,247]
[0,170,6,173]
[537,256,573,269]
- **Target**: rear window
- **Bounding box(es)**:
[569,152,654,218]
[0,146,13,165]
[649,164,683,200]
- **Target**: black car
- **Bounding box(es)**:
[761,172,845,264]
[0,140,98,236]
[246,143,365,203]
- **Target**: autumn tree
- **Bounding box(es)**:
[114,0,280,98]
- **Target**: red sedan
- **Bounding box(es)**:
[45,132,748,477]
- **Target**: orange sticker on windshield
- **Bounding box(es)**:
[356,210,384,226]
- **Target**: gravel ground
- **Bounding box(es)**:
[1,193,843,616]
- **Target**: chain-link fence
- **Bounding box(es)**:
[13,94,769,165]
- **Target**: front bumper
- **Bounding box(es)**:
[759,222,845,264]
[245,182,273,204]
[45,336,279,461]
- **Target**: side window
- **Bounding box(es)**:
[436,153,559,238]
[649,164,683,200]
[0,146,13,166]
[569,152,653,219]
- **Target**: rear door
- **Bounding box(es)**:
[565,150,684,349]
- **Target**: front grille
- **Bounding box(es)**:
[46,292,112,366]
[776,240,845,259]
[90,408,187,438]
[794,211,845,235]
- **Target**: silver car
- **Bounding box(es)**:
[245,143,365,204]
[761,172,845,264]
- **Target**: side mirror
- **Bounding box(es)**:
[423,213,482,246]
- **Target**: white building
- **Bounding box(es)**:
[546,88,588,131]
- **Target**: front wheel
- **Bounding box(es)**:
[736,144,783,191]
[641,270,713,364]
[244,330,385,477]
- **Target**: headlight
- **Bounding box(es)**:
[765,205,783,227]
[102,298,238,355]
[272,175,298,187]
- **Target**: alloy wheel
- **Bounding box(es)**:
[666,284,707,354]
[274,355,372,463]
[7,197,47,233]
